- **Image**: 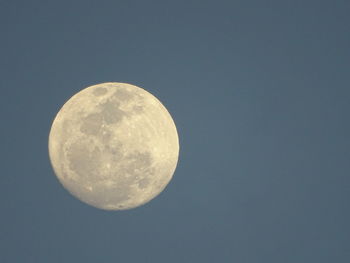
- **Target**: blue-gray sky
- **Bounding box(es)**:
[1,1,349,262]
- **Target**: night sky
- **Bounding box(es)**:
[1,1,349,262]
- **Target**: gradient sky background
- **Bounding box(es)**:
[1,1,349,262]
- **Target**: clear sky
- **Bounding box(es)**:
[1,1,349,262]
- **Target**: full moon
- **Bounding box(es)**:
[48,82,179,210]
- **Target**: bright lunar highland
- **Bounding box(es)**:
[48,83,179,210]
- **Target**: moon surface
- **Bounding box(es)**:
[48,83,179,210]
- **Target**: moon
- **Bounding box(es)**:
[48,82,179,210]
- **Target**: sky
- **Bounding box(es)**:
[1,0,349,262]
